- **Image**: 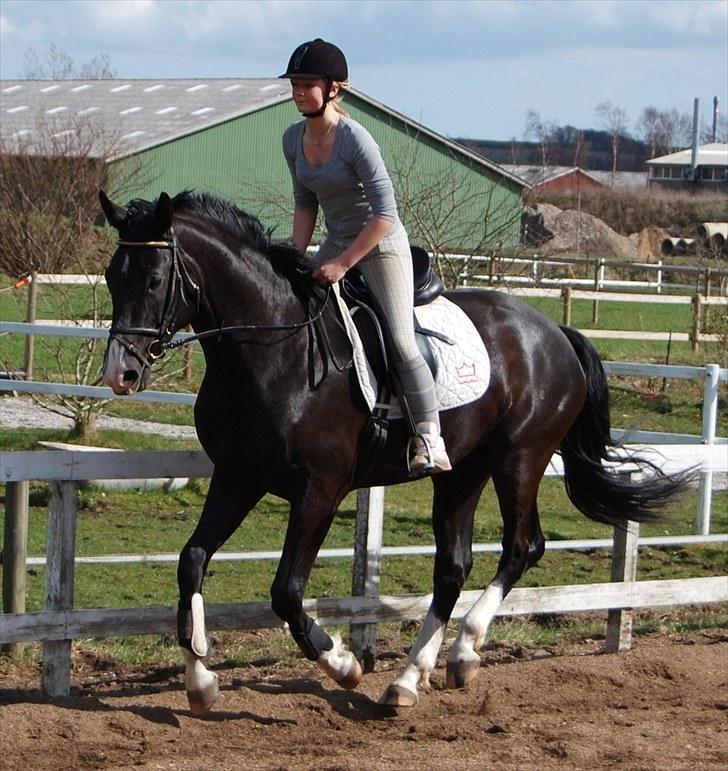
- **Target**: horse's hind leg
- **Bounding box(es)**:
[270,485,363,691]
[381,454,489,707]
[177,469,263,715]
[446,451,546,689]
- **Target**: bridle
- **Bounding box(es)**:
[108,231,333,370]
[108,232,201,369]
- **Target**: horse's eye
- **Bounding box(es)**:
[148,276,163,292]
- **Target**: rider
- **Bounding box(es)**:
[280,38,451,475]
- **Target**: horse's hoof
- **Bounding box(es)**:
[186,671,219,717]
[379,684,418,707]
[336,657,363,690]
[446,657,481,689]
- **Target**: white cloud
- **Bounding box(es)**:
[1,0,725,139]
[647,0,728,36]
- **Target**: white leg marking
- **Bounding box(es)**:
[182,647,219,715]
[448,583,503,666]
[190,592,208,657]
[391,610,446,695]
[317,634,363,689]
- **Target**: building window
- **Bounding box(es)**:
[699,166,726,181]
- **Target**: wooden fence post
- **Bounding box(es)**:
[690,294,703,351]
[2,480,29,655]
[702,270,712,331]
[42,481,78,698]
[591,258,604,324]
[24,271,38,380]
[605,519,640,653]
[561,286,572,327]
[488,253,496,285]
[350,486,384,672]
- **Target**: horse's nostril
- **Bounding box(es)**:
[123,370,139,383]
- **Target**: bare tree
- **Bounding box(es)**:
[20,43,116,79]
[387,135,523,288]
[0,113,153,441]
[595,101,629,177]
[636,106,661,159]
[524,109,556,169]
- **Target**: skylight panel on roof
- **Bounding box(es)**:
[144,84,165,92]
[121,131,146,141]
[7,105,28,113]
[120,107,142,115]
[40,85,60,93]
[191,107,214,115]
[71,85,92,92]
[3,85,23,93]
[186,84,208,92]
[156,107,178,115]
[77,107,100,115]
[53,129,75,138]
[110,84,132,93]
[46,106,67,114]
[259,84,281,92]
[222,84,243,92]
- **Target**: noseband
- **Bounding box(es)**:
[108,231,201,369]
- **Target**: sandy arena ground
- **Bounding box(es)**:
[1,630,726,771]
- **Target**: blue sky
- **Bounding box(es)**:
[1,0,726,141]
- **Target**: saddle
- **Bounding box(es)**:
[341,245,445,308]
[339,245,449,447]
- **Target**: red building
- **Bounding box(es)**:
[501,165,604,194]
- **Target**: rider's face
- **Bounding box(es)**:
[290,78,329,114]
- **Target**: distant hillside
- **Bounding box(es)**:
[457,130,652,172]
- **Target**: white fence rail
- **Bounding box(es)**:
[1,448,726,698]
[457,254,728,295]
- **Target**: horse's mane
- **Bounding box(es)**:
[127,191,310,277]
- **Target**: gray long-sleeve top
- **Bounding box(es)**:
[282,116,399,244]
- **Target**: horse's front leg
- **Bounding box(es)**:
[270,486,363,691]
[177,469,263,716]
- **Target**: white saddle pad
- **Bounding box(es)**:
[333,286,490,419]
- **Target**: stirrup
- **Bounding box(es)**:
[407,425,452,477]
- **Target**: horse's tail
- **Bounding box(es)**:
[558,325,694,527]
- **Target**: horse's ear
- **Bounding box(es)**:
[154,192,174,232]
[99,190,127,230]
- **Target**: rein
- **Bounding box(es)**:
[109,234,334,366]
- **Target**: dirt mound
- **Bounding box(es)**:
[528,202,675,261]
[536,203,638,259]
[1,631,726,770]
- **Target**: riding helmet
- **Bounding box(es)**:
[279,38,348,82]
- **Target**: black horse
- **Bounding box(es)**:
[99,190,689,713]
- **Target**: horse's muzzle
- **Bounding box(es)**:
[102,338,152,395]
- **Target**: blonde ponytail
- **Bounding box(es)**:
[331,80,350,117]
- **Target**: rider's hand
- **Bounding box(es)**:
[313,258,349,285]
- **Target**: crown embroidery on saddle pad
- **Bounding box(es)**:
[455,361,478,384]
[332,288,490,419]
